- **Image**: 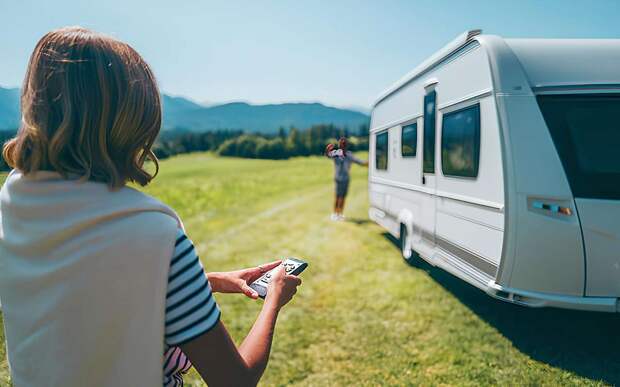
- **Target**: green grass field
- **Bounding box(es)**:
[2,153,620,386]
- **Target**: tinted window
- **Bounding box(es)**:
[423,91,436,173]
[375,131,388,170]
[401,123,417,157]
[537,94,620,199]
[441,104,481,178]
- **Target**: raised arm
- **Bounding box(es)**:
[350,152,369,167]
[181,265,301,386]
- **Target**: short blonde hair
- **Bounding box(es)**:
[3,26,161,188]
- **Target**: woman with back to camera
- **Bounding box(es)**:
[0,27,301,387]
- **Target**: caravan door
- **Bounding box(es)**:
[420,87,438,247]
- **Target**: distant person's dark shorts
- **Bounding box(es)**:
[335,179,349,197]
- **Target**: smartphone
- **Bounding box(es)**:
[249,258,308,299]
[328,149,344,158]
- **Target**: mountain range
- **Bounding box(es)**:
[0,87,20,130]
[0,87,369,133]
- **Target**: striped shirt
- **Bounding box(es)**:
[163,229,221,387]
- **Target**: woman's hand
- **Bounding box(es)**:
[208,260,282,299]
[264,265,302,311]
[184,261,301,387]
[184,262,302,386]
[325,143,335,156]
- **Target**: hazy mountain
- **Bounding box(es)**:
[162,94,204,115]
[0,87,369,133]
[340,105,372,115]
[0,87,20,130]
[163,100,369,133]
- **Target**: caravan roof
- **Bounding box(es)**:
[504,39,620,90]
[374,32,620,107]
[372,30,482,107]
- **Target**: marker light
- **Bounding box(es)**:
[558,207,572,216]
[532,201,572,216]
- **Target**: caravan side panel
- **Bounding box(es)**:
[369,42,505,287]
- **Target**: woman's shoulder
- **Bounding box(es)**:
[119,187,185,231]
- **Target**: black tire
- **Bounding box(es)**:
[400,224,419,265]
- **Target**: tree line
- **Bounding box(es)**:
[0,131,14,171]
[155,123,369,160]
[0,123,370,171]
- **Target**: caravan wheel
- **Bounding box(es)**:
[400,224,419,265]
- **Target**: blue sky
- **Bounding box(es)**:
[0,0,618,109]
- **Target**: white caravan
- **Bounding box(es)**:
[368,30,620,312]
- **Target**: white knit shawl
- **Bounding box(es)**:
[0,170,182,387]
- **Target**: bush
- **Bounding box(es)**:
[216,138,239,157]
[154,129,243,160]
[236,135,259,158]
[257,138,287,159]
[216,135,289,159]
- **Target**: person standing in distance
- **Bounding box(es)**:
[325,137,368,221]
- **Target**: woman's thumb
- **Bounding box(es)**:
[242,283,259,299]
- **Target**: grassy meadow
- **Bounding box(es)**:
[2,152,620,386]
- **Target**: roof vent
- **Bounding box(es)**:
[467,29,483,40]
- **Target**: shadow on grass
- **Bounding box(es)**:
[345,217,373,225]
[382,232,620,385]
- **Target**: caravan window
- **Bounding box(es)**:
[375,131,388,170]
[441,104,481,178]
[401,123,417,157]
[423,91,437,173]
[537,94,620,199]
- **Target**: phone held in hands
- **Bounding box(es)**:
[328,149,344,158]
[249,258,308,299]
